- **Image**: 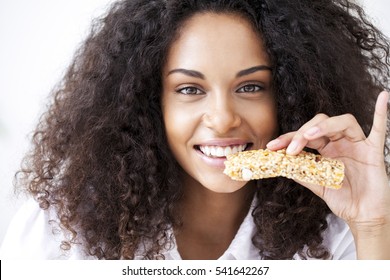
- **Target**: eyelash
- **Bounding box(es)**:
[175,86,204,95]
[236,84,264,93]
[175,83,265,95]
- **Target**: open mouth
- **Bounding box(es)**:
[195,143,252,158]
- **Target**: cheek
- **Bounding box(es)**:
[162,107,176,147]
[246,102,278,139]
[162,100,197,150]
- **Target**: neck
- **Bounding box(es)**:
[174,175,256,259]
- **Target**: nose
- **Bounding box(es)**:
[202,93,241,134]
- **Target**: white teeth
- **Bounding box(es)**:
[204,146,210,156]
[224,146,232,157]
[199,144,247,157]
[216,147,224,157]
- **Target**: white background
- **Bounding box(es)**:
[0,0,389,246]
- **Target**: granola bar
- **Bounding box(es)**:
[223,149,344,189]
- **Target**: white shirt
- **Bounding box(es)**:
[0,198,356,260]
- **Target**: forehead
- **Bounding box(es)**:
[164,12,270,72]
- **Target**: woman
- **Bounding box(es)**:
[1,0,389,259]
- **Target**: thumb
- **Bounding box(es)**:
[368,91,389,148]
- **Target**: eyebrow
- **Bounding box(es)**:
[167,65,272,79]
[236,65,272,77]
[167,69,205,79]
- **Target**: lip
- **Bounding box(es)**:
[194,139,252,168]
[195,149,228,168]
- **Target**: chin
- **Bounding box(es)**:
[199,177,249,194]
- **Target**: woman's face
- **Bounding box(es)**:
[161,12,278,193]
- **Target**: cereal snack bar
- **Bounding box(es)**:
[223,149,344,189]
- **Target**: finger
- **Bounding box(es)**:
[293,179,342,204]
[266,131,329,153]
[368,91,389,148]
[303,113,366,143]
[267,114,329,153]
[266,132,295,150]
[294,179,326,200]
[285,133,309,155]
[285,114,331,155]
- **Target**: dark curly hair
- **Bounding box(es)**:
[16,0,390,259]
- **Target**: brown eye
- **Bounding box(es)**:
[176,87,204,95]
[237,84,264,93]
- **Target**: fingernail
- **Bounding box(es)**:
[286,141,298,154]
[266,139,280,148]
[305,127,319,137]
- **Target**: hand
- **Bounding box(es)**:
[266,91,390,229]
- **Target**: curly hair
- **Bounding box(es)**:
[16,0,390,259]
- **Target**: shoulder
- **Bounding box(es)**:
[0,198,93,260]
